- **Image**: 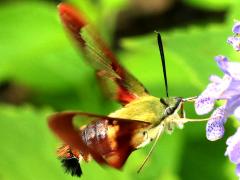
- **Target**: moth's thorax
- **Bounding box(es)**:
[107,95,183,150]
[109,95,165,124]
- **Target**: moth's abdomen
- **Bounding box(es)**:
[80,119,148,168]
[82,120,112,155]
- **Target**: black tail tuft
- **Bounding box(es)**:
[61,157,82,177]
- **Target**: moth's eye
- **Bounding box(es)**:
[142,131,148,138]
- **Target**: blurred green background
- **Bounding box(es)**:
[0,0,240,179]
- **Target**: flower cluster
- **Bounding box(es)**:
[227,21,240,51]
[195,55,240,141]
[194,21,240,177]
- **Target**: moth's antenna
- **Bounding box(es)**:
[156,32,169,97]
[137,125,164,173]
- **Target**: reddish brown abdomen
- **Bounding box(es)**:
[80,119,148,169]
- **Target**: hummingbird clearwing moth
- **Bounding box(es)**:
[49,3,201,177]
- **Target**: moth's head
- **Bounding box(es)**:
[160,97,182,115]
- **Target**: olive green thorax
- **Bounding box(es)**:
[109,95,182,124]
[109,95,182,150]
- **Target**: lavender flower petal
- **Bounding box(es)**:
[227,36,237,44]
[215,56,240,80]
[227,62,240,80]
[226,95,240,115]
[209,75,222,83]
[195,74,233,115]
[195,95,215,115]
[236,164,240,177]
[234,106,240,121]
[206,106,226,141]
[215,55,229,71]
[225,128,240,164]
[226,140,240,163]
[195,82,219,115]
[221,80,240,99]
[227,36,240,51]
[233,21,240,34]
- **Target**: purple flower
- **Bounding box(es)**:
[233,21,240,34]
[227,20,240,51]
[205,105,226,141]
[227,37,240,51]
[195,20,240,178]
[225,128,240,177]
[195,56,240,141]
[215,55,240,80]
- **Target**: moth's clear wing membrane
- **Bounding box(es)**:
[58,3,148,105]
[81,26,120,78]
[48,111,151,168]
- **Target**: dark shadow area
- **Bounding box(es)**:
[114,1,227,45]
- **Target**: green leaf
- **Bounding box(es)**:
[1,1,240,180]
[0,104,65,180]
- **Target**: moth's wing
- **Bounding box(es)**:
[48,111,150,168]
[58,3,149,105]
[49,111,89,156]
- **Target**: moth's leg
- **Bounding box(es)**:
[179,103,185,118]
[179,96,197,118]
[137,124,164,173]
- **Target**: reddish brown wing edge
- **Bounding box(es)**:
[49,111,107,165]
[48,111,151,167]
[58,3,148,105]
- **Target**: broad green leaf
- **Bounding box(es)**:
[0,0,240,180]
